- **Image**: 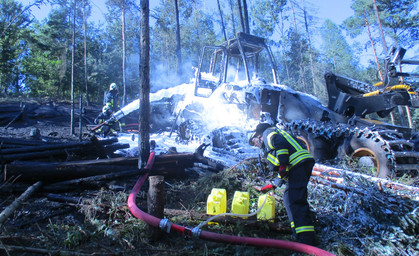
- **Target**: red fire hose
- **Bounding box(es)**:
[127,152,335,256]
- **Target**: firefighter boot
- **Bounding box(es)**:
[297,232,316,246]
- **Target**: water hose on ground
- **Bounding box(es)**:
[127,152,335,256]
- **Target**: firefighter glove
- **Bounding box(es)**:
[260,178,285,192]
[278,164,288,179]
[271,177,285,188]
[260,184,274,193]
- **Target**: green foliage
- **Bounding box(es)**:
[0,0,32,95]
[250,0,287,38]
[0,0,417,109]
[320,19,360,78]
[150,0,216,91]
[343,0,419,48]
[277,30,314,93]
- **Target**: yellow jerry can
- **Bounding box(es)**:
[206,188,227,215]
[231,191,249,218]
[257,194,275,222]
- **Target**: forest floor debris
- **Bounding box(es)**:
[0,99,418,255]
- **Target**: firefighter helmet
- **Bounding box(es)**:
[249,122,272,146]
[109,83,118,91]
[102,105,111,114]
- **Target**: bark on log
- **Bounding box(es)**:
[42,169,140,191]
[0,137,46,147]
[148,176,165,218]
[0,137,120,162]
[313,164,419,195]
[1,140,95,154]
[4,154,196,182]
[4,105,25,129]
[310,177,367,195]
[90,135,109,159]
[147,175,165,240]
[0,181,42,225]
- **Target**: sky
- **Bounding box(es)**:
[24,0,407,66]
[22,0,354,27]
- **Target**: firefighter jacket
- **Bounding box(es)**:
[262,127,314,177]
[104,90,119,113]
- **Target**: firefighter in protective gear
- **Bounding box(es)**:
[105,83,120,113]
[97,83,125,133]
[249,123,316,245]
[94,105,118,137]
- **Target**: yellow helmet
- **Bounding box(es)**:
[109,83,118,91]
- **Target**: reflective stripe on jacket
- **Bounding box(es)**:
[263,127,313,171]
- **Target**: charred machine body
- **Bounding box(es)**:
[177,32,419,178]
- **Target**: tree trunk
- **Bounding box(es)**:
[217,0,227,41]
[83,0,90,106]
[228,0,236,35]
[372,1,411,127]
[279,11,290,81]
[122,0,127,106]
[242,0,249,33]
[237,0,245,33]
[139,0,150,168]
[147,176,165,240]
[78,95,83,140]
[289,0,298,32]
[364,15,383,80]
[174,0,182,79]
[302,0,317,95]
[372,0,388,54]
[70,0,76,136]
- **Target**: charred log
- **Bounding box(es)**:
[0,137,121,163]
[0,181,42,225]
[4,153,200,182]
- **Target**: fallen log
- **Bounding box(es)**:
[42,169,141,191]
[311,170,344,184]
[90,135,109,159]
[0,139,123,163]
[5,105,25,129]
[13,207,74,228]
[313,164,419,197]
[310,177,367,195]
[4,153,197,182]
[45,193,85,204]
[0,181,42,226]
[0,137,47,147]
[1,146,97,162]
[1,140,96,155]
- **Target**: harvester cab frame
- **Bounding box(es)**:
[194,32,279,98]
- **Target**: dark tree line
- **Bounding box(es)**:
[0,0,418,111]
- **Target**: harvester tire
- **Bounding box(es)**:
[339,133,391,178]
[294,130,334,162]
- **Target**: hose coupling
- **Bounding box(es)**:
[159,218,171,233]
[191,227,201,239]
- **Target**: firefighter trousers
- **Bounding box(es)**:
[282,160,315,245]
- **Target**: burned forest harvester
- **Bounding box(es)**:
[176,32,419,179]
[91,32,418,179]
